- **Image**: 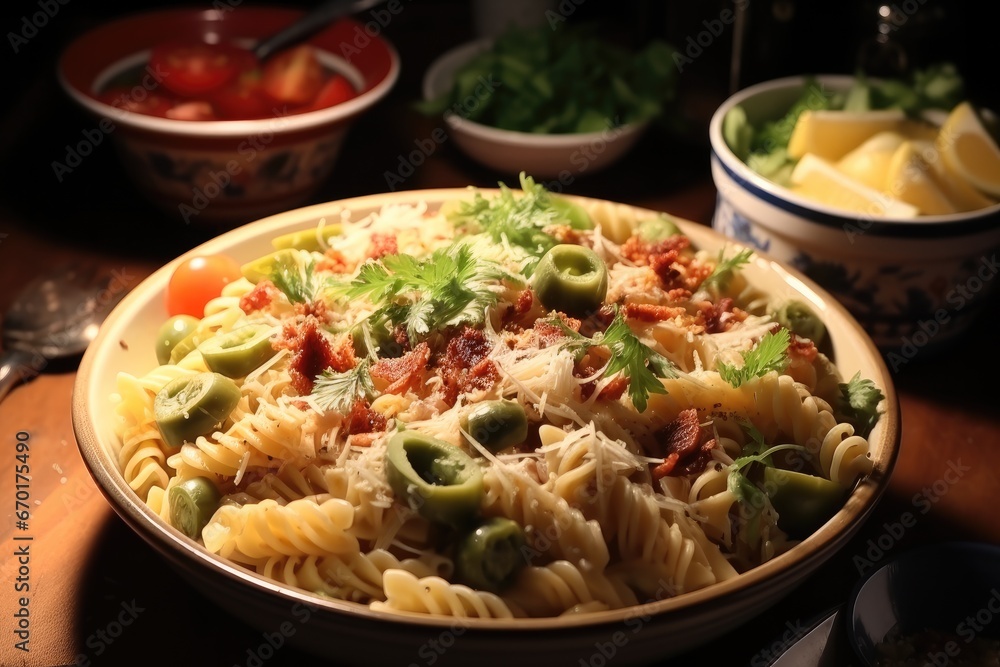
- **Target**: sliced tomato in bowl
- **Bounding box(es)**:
[261,45,324,107]
[97,87,175,117]
[308,74,357,111]
[210,71,275,120]
[151,40,256,97]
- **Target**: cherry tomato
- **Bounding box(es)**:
[151,41,254,97]
[308,74,357,111]
[165,254,242,318]
[261,45,324,106]
[98,87,175,117]
[210,71,273,120]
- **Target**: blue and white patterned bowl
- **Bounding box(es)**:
[708,75,1000,360]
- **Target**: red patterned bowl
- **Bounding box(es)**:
[58,7,399,225]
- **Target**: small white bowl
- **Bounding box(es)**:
[709,75,1000,354]
[421,40,648,181]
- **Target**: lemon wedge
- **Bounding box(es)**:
[883,141,958,215]
[787,109,907,162]
[790,153,919,217]
[836,131,906,190]
[909,139,998,212]
[937,102,1000,198]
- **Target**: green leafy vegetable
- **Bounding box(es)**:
[835,371,885,438]
[718,328,790,388]
[417,23,679,134]
[270,254,320,306]
[334,243,517,344]
[702,247,753,290]
[727,443,806,507]
[553,307,677,412]
[312,358,376,414]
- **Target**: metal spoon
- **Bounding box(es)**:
[252,0,389,62]
[0,264,124,402]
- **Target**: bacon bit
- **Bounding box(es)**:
[546,224,581,245]
[620,235,690,266]
[294,297,334,324]
[367,232,398,259]
[514,289,533,316]
[344,398,387,436]
[317,249,352,274]
[239,279,281,313]
[436,327,499,405]
[532,314,581,348]
[597,374,629,401]
[650,408,716,480]
[666,288,692,302]
[276,316,354,395]
[371,342,431,395]
[623,302,685,323]
[696,298,747,334]
[788,334,819,363]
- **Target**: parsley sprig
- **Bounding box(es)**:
[448,173,562,272]
[702,247,753,290]
[835,372,885,438]
[554,307,677,412]
[312,358,376,414]
[334,243,518,344]
[718,328,790,388]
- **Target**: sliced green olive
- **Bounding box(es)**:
[455,517,526,593]
[637,214,681,242]
[168,476,221,540]
[775,300,827,347]
[271,224,342,252]
[167,328,213,365]
[199,324,277,378]
[549,195,593,230]
[154,372,241,447]
[155,315,200,366]
[462,400,528,453]
[240,248,300,284]
[764,467,846,537]
[532,244,608,317]
[385,430,483,527]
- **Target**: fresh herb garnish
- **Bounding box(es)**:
[702,247,753,290]
[335,243,518,344]
[835,371,885,438]
[727,443,805,506]
[554,307,677,412]
[312,358,376,414]
[718,328,790,388]
[270,254,320,306]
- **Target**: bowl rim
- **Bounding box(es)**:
[709,74,1000,238]
[57,7,400,137]
[421,38,647,147]
[72,188,901,633]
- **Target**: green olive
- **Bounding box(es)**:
[154,372,241,447]
[532,244,608,317]
[775,300,827,347]
[454,517,526,593]
[168,476,221,540]
[199,324,277,378]
[240,248,300,284]
[385,430,484,527]
[271,225,342,252]
[637,214,681,242]
[462,400,528,453]
[155,315,200,366]
[549,195,593,230]
[168,327,216,365]
[764,467,846,537]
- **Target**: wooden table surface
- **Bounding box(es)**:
[2,4,1000,667]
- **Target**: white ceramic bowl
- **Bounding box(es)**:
[58,7,399,226]
[421,40,648,181]
[72,189,900,666]
[709,75,1000,355]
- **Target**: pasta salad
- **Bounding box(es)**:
[110,175,884,618]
